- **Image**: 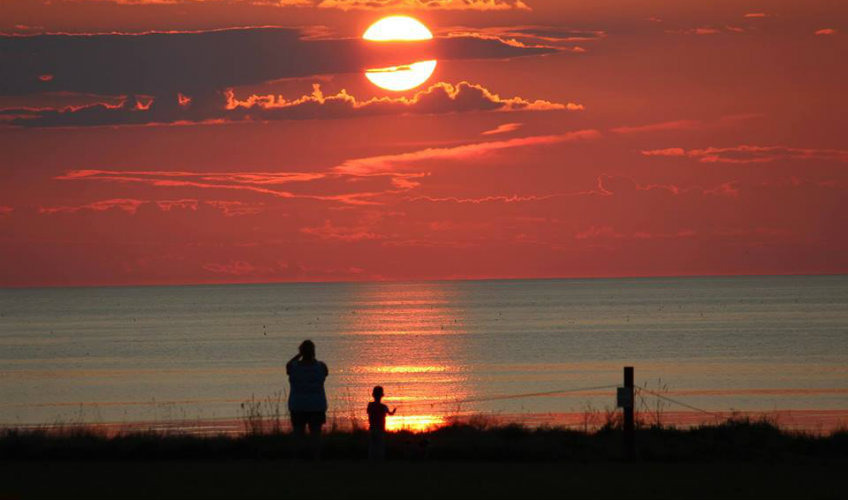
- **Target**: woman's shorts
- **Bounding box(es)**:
[290,411,327,427]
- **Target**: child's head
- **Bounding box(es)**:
[372,385,384,401]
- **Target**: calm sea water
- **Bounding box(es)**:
[1,276,847,431]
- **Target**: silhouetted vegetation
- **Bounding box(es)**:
[2,417,845,463]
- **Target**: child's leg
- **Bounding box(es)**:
[369,430,385,461]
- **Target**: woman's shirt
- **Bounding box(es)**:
[286,360,329,413]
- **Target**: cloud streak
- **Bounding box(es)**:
[53,129,600,205]
[38,197,265,216]
[334,129,600,175]
[641,145,848,164]
[482,122,523,135]
[68,0,529,9]
[316,0,530,10]
[5,81,577,127]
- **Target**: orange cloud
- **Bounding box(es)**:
[204,201,264,216]
[74,0,311,5]
[406,193,566,204]
[227,81,573,115]
[669,27,721,35]
[611,120,701,134]
[640,148,687,157]
[613,115,762,135]
[38,198,265,216]
[641,145,848,164]
[300,220,386,241]
[54,169,413,205]
[334,129,601,175]
[481,122,523,135]
[316,0,530,10]
[54,129,599,207]
[38,198,148,215]
[7,81,576,127]
[667,26,748,36]
[815,28,838,36]
[442,26,605,51]
[6,0,527,9]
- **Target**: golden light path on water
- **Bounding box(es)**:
[337,283,470,432]
[362,16,437,92]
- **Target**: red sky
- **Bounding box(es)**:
[0,0,846,286]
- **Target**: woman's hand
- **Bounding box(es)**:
[287,352,303,366]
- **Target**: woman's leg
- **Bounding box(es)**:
[307,421,323,436]
[291,413,306,436]
[307,415,323,459]
[291,413,307,458]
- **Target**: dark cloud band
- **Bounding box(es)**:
[0,27,555,97]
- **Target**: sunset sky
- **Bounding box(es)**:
[1,0,845,287]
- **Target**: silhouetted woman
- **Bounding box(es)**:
[286,340,329,442]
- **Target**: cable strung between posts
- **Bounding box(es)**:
[635,386,724,418]
[395,383,620,409]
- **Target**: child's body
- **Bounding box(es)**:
[367,386,396,460]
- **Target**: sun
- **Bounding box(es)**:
[364,60,437,92]
[363,15,433,41]
[362,16,437,92]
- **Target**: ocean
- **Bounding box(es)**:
[1,276,847,432]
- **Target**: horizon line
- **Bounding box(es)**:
[2,271,846,291]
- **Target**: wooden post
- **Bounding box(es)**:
[623,366,635,460]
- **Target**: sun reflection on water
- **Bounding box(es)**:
[335,283,472,432]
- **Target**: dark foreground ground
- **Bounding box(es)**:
[1,459,844,499]
[2,420,845,499]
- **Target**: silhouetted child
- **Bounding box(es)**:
[367,385,396,460]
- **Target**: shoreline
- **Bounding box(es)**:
[4,408,847,436]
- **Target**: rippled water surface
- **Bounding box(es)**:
[2,276,847,431]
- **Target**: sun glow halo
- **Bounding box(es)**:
[363,16,437,92]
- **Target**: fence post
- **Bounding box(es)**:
[623,366,635,460]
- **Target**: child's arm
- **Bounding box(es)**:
[389,407,397,415]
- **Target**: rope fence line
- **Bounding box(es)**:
[386,383,621,410]
[331,383,727,417]
[376,384,728,420]
[635,386,724,418]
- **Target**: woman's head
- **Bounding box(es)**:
[299,340,316,361]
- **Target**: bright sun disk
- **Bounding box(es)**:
[362,16,437,92]
[363,15,434,41]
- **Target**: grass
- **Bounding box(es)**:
[2,418,845,499]
[2,417,846,462]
